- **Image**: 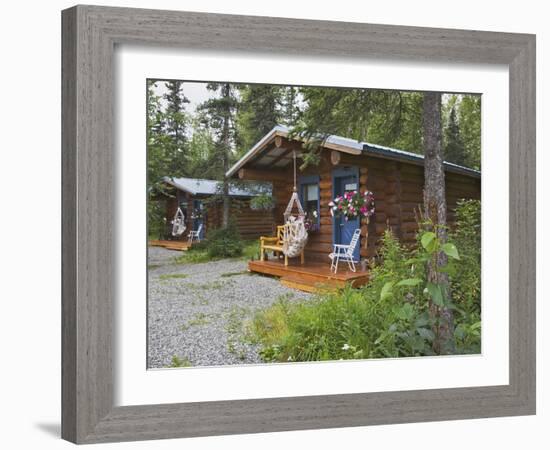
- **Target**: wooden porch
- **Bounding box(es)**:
[248,258,369,293]
[149,240,192,251]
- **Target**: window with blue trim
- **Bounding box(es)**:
[299,175,320,231]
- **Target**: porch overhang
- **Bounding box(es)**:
[226,125,362,179]
[227,124,481,180]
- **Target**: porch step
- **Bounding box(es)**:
[280,275,339,293]
[164,245,189,251]
[149,240,190,251]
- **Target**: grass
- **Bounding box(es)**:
[247,294,294,350]
[173,240,260,265]
[169,355,192,368]
[220,270,252,278]
[226,306,251,360]
[187,313,210,326]
[181,312,216,331]
[174,249,212,265]
[159,273,188,280]
[198,280,230,290]
[183,280,233,291]
[242,240,261,260]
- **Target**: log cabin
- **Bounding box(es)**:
[155,177,274,242]
[226,125,481,290]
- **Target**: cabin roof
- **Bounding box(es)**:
[163,177,271,197]
[226,125,481,179]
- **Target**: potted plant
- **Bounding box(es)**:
[190,208,203,220]
[303,210,320,232]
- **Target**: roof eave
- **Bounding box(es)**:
[162,177,197,195]
[226,126,287,178]
[226,127,363,177]
[362,145,481,179]
[227,127,481,180]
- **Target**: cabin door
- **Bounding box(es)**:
[333,168,360,262]
[192,199,205,239]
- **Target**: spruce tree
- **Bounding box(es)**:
[294,87,421,166]
[443,106,467,166]
[146,80,171,237]
[281,86,300,126]
[457,95,481,169]
[236,84,283,154]
[198,83,239,226]
[163,80,190,174]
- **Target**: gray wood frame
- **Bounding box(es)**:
[62,5,536,444]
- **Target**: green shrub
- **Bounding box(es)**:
[249,232,434,362]
[450,199,481,314]
[174,248,211,264]
[206,220,244,258]
[242,240,260,260]
[250,193,276,210]
[174,229,258,264]
[169,355,192,368]
[147,199,166,240]
[249,221,482,362]
[449,199,481,352]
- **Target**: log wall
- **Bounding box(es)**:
[243,148,481,262]
[161,191,273,241]
[206,199,274,240]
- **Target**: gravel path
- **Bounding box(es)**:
[147,247,312,368]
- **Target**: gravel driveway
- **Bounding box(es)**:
[147,247,312,368]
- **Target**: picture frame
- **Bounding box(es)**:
[61,4,536,444]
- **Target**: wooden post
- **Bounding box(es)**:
[360,166,369,257]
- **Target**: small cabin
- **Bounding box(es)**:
[157,177,274,241]
[227,125,481,264]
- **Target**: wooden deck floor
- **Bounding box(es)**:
[249,258,369,293]
[149,240,191,251]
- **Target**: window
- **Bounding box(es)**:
[299,176,320,231]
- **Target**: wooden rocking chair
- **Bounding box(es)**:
[260,224,305,266]
[259,151,308,267]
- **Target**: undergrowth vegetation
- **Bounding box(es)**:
[248,199,481,362]
[175,220,260,264]
[206,220,244,258]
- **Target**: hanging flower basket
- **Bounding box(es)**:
[329,190,375,220]
[190,208,203,220]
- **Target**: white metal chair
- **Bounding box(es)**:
[188,224,203,244]
[329,228,361,273]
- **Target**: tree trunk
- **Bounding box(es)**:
[221,83,231,227]
[422,91,454,354]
